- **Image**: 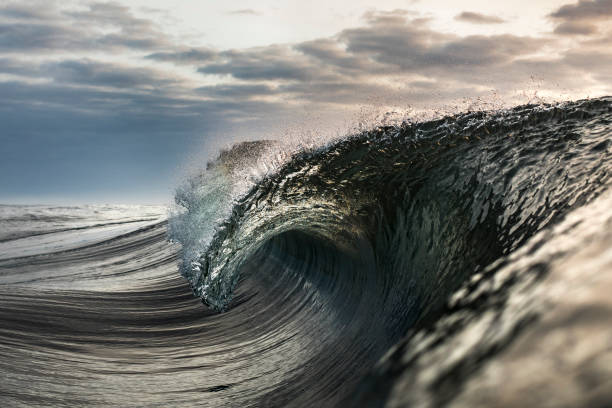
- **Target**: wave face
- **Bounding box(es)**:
[1,97,611,407]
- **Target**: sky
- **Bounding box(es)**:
[0,0,611,204]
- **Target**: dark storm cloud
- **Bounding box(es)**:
[455,12,506,24]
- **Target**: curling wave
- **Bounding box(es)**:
[165,96,612,405]
[171,97,611,315]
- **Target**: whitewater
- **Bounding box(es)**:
[0,97,611,407]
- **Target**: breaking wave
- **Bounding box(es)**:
[1,97,610,407]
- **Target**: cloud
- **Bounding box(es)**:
[48,59,179,89]
[0,23,87,52]
[337,13,544,70]
[549,0,612,36]
[0,78,288,135]
[562,49,612,82]
[0,4,606,119]
[226,9,261,16]
[146,48,217,64]
[455,11,506,24]
[553,21,599,35]
[550,0,612,20]
[67,2,169,50]
[0,56,182,91]
[295,38,382,73]
[198,46,320,81]
[1,5,602,118]
[195,83,276,99]
[193,10,540,88]
[0,1,168,53]
[183,10,590,107]
[0,3,58,20]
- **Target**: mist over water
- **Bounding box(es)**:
[1,97,611,407]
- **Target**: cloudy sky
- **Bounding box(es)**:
[1,0,611,204]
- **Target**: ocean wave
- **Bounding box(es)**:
[1,97,610,407]
[171,97,611,316]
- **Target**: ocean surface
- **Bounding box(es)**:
[1,97,611,407]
